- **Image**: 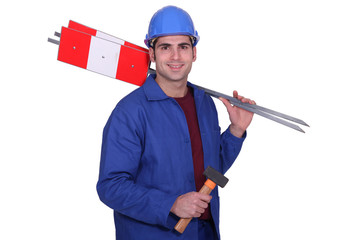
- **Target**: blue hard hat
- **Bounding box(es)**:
[144,6,200,48]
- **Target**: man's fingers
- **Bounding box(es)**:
[171,191,214,218]
[219,97,233,110]
[191,193,212,215]
[197,192,212,203]
[195,199,209,210]
[233,90,238,99]
[221,92,255,106]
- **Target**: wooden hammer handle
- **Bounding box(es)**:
[174,180,215,233]
[174,217,192,234]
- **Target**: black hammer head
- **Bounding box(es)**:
[203,166,229,188]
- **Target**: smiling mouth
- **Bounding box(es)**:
[167,64,184,70]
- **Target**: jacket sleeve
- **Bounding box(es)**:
[96,104,178,228]
[219,125,247,174]
[199,93,247,175]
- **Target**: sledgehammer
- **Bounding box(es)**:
[174,166,229,234]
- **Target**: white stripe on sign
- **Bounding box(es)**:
[87,36,121,78]
[96,31,125,45]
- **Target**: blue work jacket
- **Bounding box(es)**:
[97,74,246,240]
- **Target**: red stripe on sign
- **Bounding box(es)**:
[116,47,150,86]
[68,20,97,36]
[57,27,92,69]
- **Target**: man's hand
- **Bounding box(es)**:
[170,192,212,218]
[220,91,256,138]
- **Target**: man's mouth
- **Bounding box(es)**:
[167,64,184,70]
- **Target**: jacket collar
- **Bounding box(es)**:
[143,74,169,101]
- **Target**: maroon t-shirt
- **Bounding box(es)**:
[174,87,211,220]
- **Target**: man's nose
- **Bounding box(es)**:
[170,48,180,60]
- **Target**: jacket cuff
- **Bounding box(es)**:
[157,195,179,229]
[224,127,247,143]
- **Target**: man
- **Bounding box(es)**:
[97,5,255,240]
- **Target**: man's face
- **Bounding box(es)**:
[149,35,197,83]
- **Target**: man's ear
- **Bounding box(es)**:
[192,46,197,62]
[149,47,155,62]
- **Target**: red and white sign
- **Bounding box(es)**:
[57,24,150,86]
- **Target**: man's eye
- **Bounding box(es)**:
[161,46,169,50]
[180,45,188,50]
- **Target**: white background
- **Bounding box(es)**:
[1,0,359,239]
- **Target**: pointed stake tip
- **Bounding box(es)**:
[297,120,310,127]
[295,126,306,133]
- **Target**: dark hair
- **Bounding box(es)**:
[150,36,194,49]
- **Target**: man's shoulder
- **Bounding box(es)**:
[115,86,147,112]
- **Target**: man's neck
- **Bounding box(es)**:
[155,76,188,98]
